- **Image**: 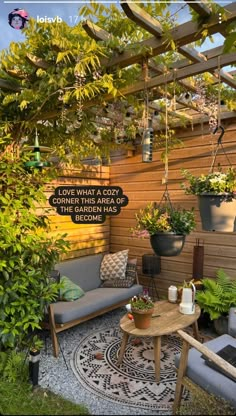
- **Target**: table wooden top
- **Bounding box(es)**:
[120,300,201,337]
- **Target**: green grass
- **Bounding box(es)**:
[0,380,90,415]
[178,387,236,415]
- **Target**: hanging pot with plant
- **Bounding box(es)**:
[181,126,236,232]
[130,200,196,257]
[150,233,185,257]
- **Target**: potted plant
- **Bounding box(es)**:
[181,167,236,232]
[131,202,196,256]
[130,294,155,329]
[195,268,236,334]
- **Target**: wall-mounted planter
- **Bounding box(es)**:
[150,233,186,257]
[198,194,236,232]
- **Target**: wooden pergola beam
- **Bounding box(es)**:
[156,111,236,130]
[184,0,212,17]
[120,1,235,89]
[0,78,21,91]
[102,3,236,69]
[32,52,236,122]
[82,20,112,41]
[25,54,50,70]
[119,53,236,96]
[120,0,163,37]
[2,69,26,80]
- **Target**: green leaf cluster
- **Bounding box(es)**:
[130,294,154,311]
[131,202,196,237]
[0,350,28,383]
[181,167,236,196]
[195,268,236,320]
[0,138,70,351]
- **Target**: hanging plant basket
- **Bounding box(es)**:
[150,233,186,257]
[198,193,236,232]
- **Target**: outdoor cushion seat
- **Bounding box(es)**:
[52,286,143,324]
[174,334,236,408]
[173,308,236,414]
[44,252,143,358]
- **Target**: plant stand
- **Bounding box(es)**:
[150,233,185,257]
[198,194,236,232]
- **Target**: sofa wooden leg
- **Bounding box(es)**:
[48,304,59,358]
[173,339,190,414]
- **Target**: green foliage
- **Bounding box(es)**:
[195,269,236,320]
[131,202,196,237]
[181,167,236,196]
[130,294,154,311]
[223,22,236,53]
[0,138,69,351]
[178,382,236,415]
[0,380,90,415]
[0,349,28,383]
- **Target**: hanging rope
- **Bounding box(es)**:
[157,71,173,211]
[142,59,154,163]
[209,56,232,173]
[142,58,149,131]
[217,55,221,129]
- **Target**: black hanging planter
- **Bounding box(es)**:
[198,194,236,232]
[150,233,186,257]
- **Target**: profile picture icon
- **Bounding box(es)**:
[8,8,29,30]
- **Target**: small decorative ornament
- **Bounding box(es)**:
[95,352,103,360]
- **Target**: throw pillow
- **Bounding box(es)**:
[100,249,129,281]
[101,258,137,288]
[60,276,85,301]
[126,258,137,281]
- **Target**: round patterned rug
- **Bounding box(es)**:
[70,327,190,412]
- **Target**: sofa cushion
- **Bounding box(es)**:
[56,253,103,292]
[60,276,85,301]
[100,249,129,281]
[52,283,143,324]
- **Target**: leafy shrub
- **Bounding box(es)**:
[0,137,70,351]
[195,268,236,320]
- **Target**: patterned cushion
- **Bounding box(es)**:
[101,258,137,288]
[126,258,137,280]
[100,250,129,281]
[102,278,135,288]
[59,276,85,301]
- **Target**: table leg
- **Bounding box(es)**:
[191,321,200,341]
[153,336,161,383]
[117,331,129,365]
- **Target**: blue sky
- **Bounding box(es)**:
[0,1,232,52]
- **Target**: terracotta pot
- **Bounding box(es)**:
[131,308,154,329]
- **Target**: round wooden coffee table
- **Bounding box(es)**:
[117,300,201,382]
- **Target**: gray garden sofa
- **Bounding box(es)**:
[46,253,143,357]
